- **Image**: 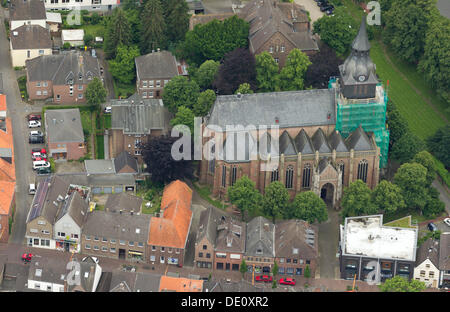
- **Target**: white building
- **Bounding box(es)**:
[46,12,62,32]
[43,0,119,11]
[62,29,85,47]
[10,25,52,67]
[9,0,47,31]
[414,238,440,288]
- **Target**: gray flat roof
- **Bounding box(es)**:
[84,160,116,174]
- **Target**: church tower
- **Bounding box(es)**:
[330,17,390,168]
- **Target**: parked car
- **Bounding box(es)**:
[37,167,51,175]
[320,5,334,11]
[28,120,41,128]
[32,152,47,160]
[104,106,111,114]
[255,275,273,283]
[443,218,450,227]
[428,222,437,232]
[30,130,43,137]
[31,148,47,155]
[33,160,50,170]
[279,278,296,286]
[29,184,36,195]
[29,136,44,144]
[21,253,33,263]
[27,114,41,121]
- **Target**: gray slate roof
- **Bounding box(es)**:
[135,50,179,80]
[207,89,336,130]
[114,151,138,173]
[10,0,46,21]
[45,109,84,143]
[84,159,116,175]
[245,216,275,258]
[294,129,314,154]
[68,257,101,292]
[439,232,450,271]
[197,207,224,246]
[275,219,318,259]
[344,125,374,151]
[55,173,136,188]
[110,94,167,135]
[415,238,440,268]
[82,211,151,243]
[311,128,331,153]
[10,25,51,50]
[109,271,161,292]
[215,216,246,253]
[55,191,88,228]
[328,130,348,152]
[104,193,143,214]
[28,256,67,285]
[352,17,370,52]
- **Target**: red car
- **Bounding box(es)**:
[27,114,41,121]
[255,275,273,282]
[21,253,33,263]
[32,152,47,160]
[279,278,296,286]
[31,148,47,155]
[33,157,47,162]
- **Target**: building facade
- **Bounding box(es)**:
[9,0,47,31]
[10,25,52,67]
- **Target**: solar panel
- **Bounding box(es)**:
[29,179,50,221]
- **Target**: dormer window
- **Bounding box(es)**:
[256,248,263,255]
[78,72,83,80]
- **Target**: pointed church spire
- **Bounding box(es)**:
[351,17,370,52]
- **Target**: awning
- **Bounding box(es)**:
[128,251,143,256]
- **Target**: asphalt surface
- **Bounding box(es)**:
[317,206,340,279]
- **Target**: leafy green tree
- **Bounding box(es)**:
[427,125,450,167]
[182,15,249,66]
[170,106,195,134]
[140,0,166,54]
[371,180,406,215]
[104,8,132,59]
[84,34,93,46]
[278,49,311,91]
[240,259,247,278]
[290,191,328,223]
[109,45,140,85]
[124,7,142,45]
[272,261,278,277]
[85,77,107,111]
[193,89,216,117]
[386,100,409,151]
[412,150,437,186]
[194,60,220,90]
[235,83,254,94]
[383,0,440,64]
[255,52,280,92]
[313,7,358,55]
[418,16,450,105]
[262,182,289,222]
[379,276,426,292]
[90,12,101,25]
[423,187,445,218]
[227,175,263,220]
[304,265,311,278]
[390,132,425,164]
[162,76,200,114]
[163,0,189,43]
[341,180,377,218]
[393,162,428,211]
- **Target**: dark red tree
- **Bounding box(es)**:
[304,44,343,89]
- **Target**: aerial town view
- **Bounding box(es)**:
[0,0,448,302]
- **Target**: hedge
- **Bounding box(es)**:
[432,154,450,188]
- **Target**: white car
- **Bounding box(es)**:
[444,218,450,227]
[30,130,43,137]
[28,120,41,128]
[104,106,111,114]
[29,184,36,195]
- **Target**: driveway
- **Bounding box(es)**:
[317,206,340,279]
[432,179,450,216]
[295,0,325,26]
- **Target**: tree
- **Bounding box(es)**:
[235,83,254,94]
[181,15,249,66]
[85,77,107,111]
[84,34,93,46]
[262,182,289,222]
[412,150,436,186]
[163,0,189,43]
[278,49,311,91]
[162,76,200,114]
[255,52,280,92]
[418,16,450,105]
[390,132,425,164]
[109,45,140,85]
[240,259,247,278]
[423,187,445,218]
[170,106,195,134]
[104,8,132,59]
[193,90,216,117]
[140,136,193,184]
[272,261,278,277]
[393,162,428,211]
[213,48,257,95]
[304,43,342,89]
[140,0,166,54]
[341,180,377,218]
[290,191,328,223]
[90,12,101,25]
[386,100,409,151]
[313,7,358,55]
[427,125,450,167]
[383,0,440,64]
[194,60,220,90]
[371,180,406,215]
[227,175,263,220]
[124,7,142,45]
[304,265,311,279]
[379,276,426,292]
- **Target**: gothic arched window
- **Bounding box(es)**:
[231,166,238,186]
[285,165,294,189]
[339,162,345,184]
[271,168,279,182]
[357,160,368,183]
[221,165,227,188]
[302,164,311,189]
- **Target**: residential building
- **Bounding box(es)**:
[43,0,119,11]
[0,95,16,243]
[195,207,224,269]
[414,238,440,288]
[108,271,161,292]
[104,193,143,214]
[61,29,85,47]
[135,50,188,100]
[46,12,62,33]
[109,93,170,163]
[27,257,66,292]
[26,51,101,103]
[214,214,246,272]
[83,151,139,175]
[439,232,450,288]
[148,180,193,267]
[67,256,102,292]
[53,191,89,253]
[339,215,418,282]
[244,216,275,274]
[9,0,47,31]
[200,18,388,206]
[81,211,151,261]
[56,173,137,194]
[274,220,318,277]
[113,151,139,174]
[159,276,203,292]
[187,0,205,15]
[25,176,71,249]
[45,108,86,160]
[10,25,52,67]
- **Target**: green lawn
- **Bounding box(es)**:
[95,135,104,159]
[80,111,93,135]
[112,79,136,99]
[192,182,228,210]
[384,216,415,228]
[102,114,112,129]
[81,24,105,39]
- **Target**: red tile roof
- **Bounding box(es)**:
[159,276,203,292]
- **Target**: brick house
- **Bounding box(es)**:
[135,50,188,100]
[45,108,86,160]
[109,93,170,163]
[244,216,275,274]
[0,95,16,243]
[147,180,193,267]
[26,51,101,103]
[195,207,223,269]
[10,25,52,67]
[274,220,318,278]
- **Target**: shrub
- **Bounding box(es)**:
[91,13,101,25]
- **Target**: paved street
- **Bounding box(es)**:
[317,206,340,279]
[433,179,450,216]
